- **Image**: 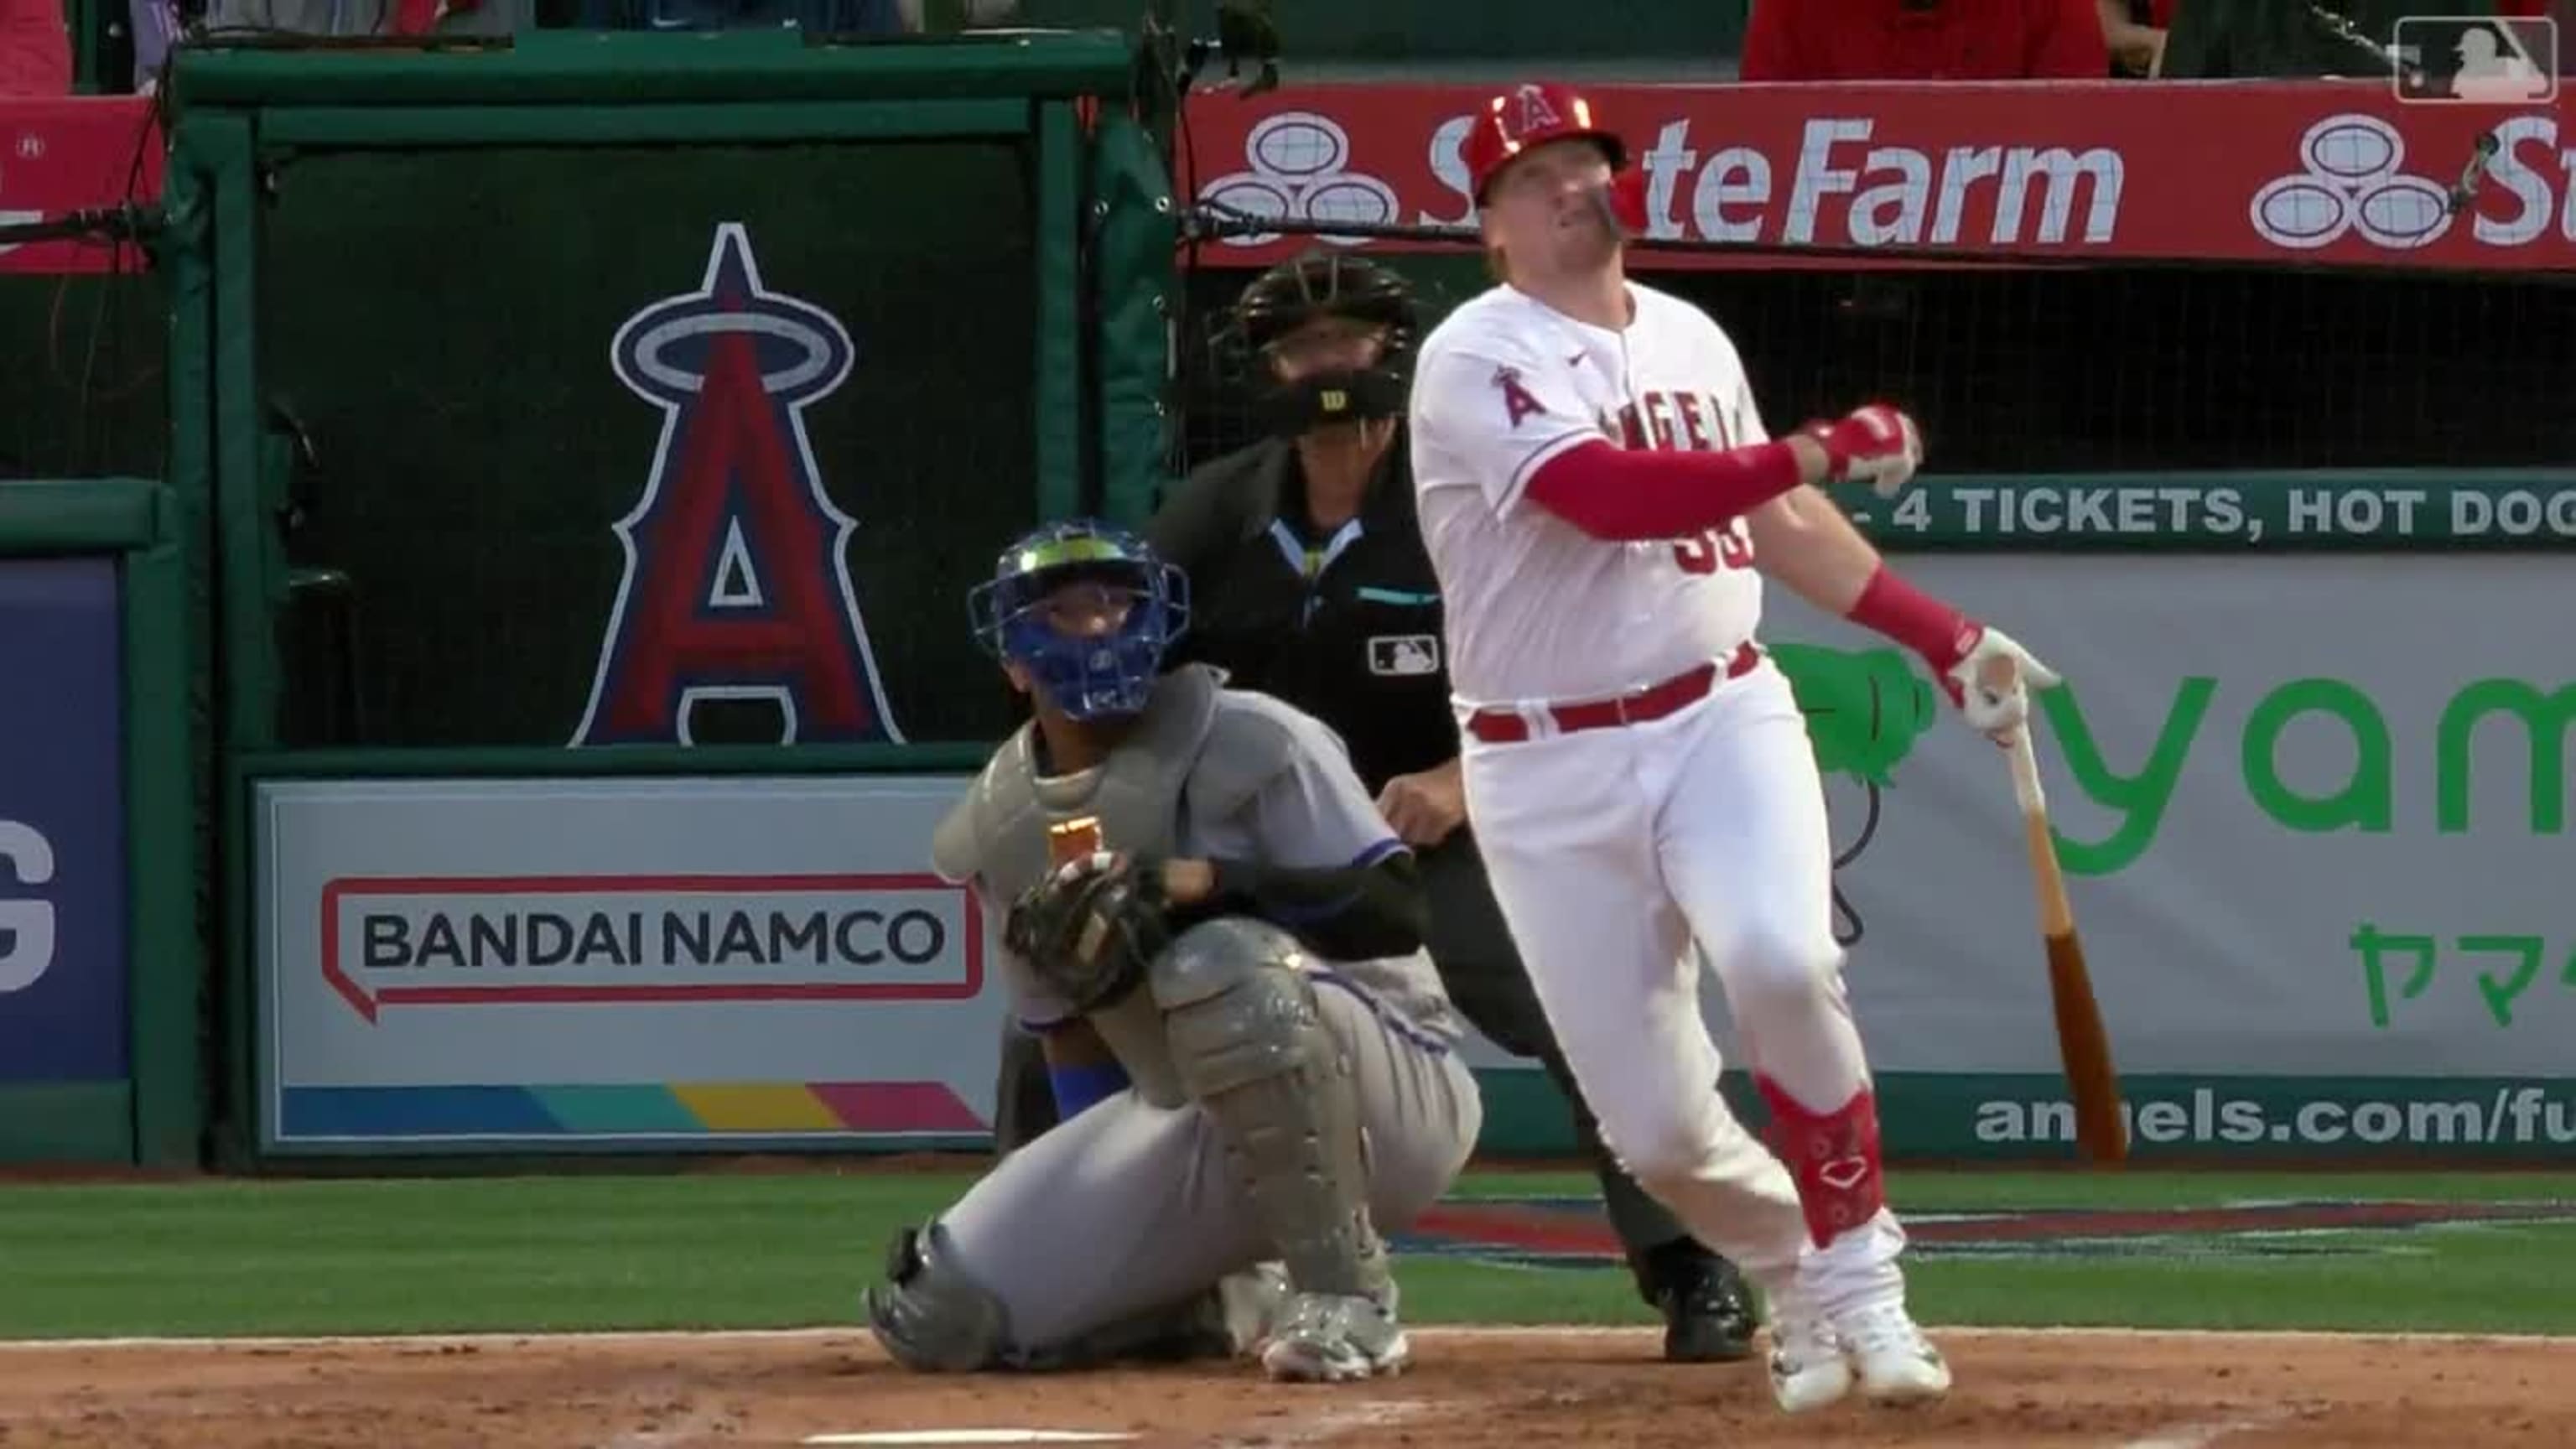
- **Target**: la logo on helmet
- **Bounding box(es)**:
[1515,84,1564,133]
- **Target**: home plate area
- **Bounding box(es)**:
[4,1324,2573,1448]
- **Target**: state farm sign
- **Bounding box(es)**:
[1594,117,2122,248]
[1184,80,2573,272]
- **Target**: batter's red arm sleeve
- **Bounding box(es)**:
[1737,0,1800,80]
[1524,438,1810,542]
[2032,0,2113,76]
[1847,564,1980,673]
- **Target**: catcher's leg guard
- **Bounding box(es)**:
[865,1220,1015,1373]
[869,1218,1278,1373]
[1148,918,1392,1306]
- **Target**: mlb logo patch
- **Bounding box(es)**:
[2392,15,2558,104]
[1369,635,1441,677]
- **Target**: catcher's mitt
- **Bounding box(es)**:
[1005,854,1176,1012]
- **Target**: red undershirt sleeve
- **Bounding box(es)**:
[1522,438,1807,542]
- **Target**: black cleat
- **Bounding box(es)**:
[1654,1252,1760,1363]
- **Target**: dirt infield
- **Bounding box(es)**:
[2,1327,2570,1448]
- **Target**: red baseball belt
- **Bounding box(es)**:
[1464,642,1761,745]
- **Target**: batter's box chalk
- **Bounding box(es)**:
[793,1423,1138,1433]
[804,1434,1140,1446]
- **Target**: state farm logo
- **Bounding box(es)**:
[1197,112,1400,248]
[1436,116,2126,250]
[2250,115,2454,251]
[319,872,982,1023]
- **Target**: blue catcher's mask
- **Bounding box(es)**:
[968,522,1192,723]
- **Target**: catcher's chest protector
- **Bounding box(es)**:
[935,666,1242,1103]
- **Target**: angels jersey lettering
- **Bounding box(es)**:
[1407,282,1769,705]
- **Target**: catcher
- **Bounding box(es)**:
[864,519,1482,1382]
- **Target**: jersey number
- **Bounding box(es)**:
[1673,524,1754,575]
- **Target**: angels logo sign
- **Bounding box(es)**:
[574,224,906,746]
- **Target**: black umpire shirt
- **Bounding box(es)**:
[1145,431,1457,797]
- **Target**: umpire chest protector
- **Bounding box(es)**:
[932,665,1290,1096]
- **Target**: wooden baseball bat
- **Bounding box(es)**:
[2005,724,2130,1166]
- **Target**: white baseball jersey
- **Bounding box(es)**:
[1408,281,1772,706]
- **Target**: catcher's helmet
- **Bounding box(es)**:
[968,520,1190,723]
[1462,80,1628,203]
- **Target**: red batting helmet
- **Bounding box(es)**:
[1462,81,1628,204]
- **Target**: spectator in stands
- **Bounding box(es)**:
[2098,0,2170,75]
[574,0,917,31]
[203,0,531,39]
[129,0,178,93]
[1739,0,2111,80]
[0,0,71,96]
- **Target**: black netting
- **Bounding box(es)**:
[0,271,165,484]
[1169,254,2576,480]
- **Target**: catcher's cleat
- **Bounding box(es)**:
[1649,1249,1759,1363]
[1215,1261,1295,1358]
[1258,1289,1410,1384]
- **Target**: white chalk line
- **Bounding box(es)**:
[803,1400,1443,1449]
[1210,1398,1437,1449]
[793,1423,1138,1433]
[3,1324,2572,1352]
[2114,1408,2293,1449]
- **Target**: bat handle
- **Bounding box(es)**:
[2007,725,2048,817]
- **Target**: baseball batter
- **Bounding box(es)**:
[864,521,1480,1383]
[1406,83,2061,1414]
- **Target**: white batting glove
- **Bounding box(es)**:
[1942,626,2062,745]
[1803,403,1924,498]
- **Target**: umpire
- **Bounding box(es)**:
[989,251,1758,1363]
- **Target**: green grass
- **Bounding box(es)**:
[3,1169,2571,1341]
[1903,1223,2576,1333]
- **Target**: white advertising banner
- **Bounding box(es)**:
[254,553,2576,1159]
[257,776,995,1152]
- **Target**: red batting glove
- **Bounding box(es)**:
[1800,404,1922,497]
